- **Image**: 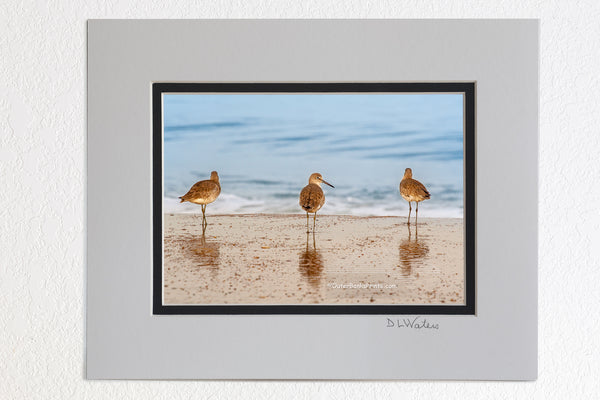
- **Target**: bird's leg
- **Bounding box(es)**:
[306,212,310,234]
[197,206,203,226]
[313,212,317,233]
[407,202,412,225]
[415,202,419,225]
[202,205,209,230]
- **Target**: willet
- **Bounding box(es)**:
[399,168,430,225]
[179,171,221,229]
[299,173,334,233]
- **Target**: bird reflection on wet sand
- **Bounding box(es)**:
[398,224,429,276]
[298,232,324,287]
[184,232,220,274]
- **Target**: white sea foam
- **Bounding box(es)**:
[164,194,462,218]
[163,193,266,214]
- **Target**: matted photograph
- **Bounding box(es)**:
[89,20,538,380]
[153,82,474,314]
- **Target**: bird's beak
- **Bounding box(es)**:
[322,179,334,188]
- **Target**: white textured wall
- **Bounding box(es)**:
[1,1,598,398]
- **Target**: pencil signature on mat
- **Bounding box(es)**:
[386,316,439,330]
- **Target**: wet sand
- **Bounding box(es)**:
[163,214,464,305]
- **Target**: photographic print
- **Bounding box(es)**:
[89,20,537,380]
[153,83,474,314]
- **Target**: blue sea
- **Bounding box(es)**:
[162,94,464,218]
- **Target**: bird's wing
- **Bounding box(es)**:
[184,180,220,198]
[300,185,322,210]
[401,179,431,199]
[414,180,431,199]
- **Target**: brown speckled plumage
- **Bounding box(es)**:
[180,171,221,228]
[399,168,430,224]
[300,184,325,213]
[299,173,334,233]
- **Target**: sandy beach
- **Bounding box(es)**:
[163,214,464,305]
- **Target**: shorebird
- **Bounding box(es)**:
[399,168,430,225]
[179,171,221,229]
[299,173,334,233]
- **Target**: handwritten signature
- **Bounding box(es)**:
[386,316,439,330]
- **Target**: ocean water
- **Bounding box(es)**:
[162,94,464,218]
